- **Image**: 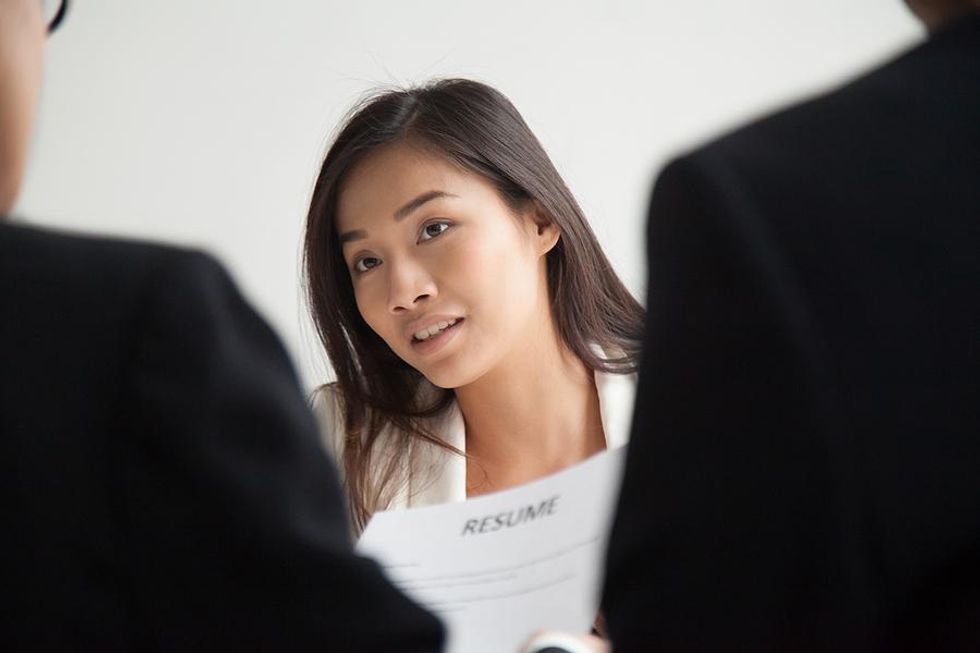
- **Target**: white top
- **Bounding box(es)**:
[311,360,636,517]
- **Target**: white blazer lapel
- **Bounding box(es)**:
[594,367,638,449]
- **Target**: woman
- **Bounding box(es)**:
[304,79,643,535]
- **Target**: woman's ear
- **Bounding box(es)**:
[528,206,561,256]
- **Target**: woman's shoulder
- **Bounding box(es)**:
[590,343,639,449]
[310,383,348,462]
[310,382,459,462]
[310,381,466,516]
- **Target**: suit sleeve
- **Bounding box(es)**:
[120,250,443,652]
[603,154,867,651]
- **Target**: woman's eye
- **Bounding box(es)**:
[354,257,381,273]
[419,221,451,242]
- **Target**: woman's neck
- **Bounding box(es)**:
[455,329,606,497]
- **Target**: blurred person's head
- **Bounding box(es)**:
[904,0,980,31]
[0,0,48,214]
[0,0,65,216]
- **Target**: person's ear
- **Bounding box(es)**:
[528,205,560,256]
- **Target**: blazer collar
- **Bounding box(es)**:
[409,349,636,507]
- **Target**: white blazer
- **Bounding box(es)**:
[312,364,636,519]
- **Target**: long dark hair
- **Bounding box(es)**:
[304,78,643,530]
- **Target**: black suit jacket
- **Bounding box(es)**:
[0,223,443,652]
[604,15,980,652]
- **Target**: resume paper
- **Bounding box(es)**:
[356,445,627,653]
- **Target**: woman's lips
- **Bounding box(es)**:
[412,317,461,342]
[410,318,464,356]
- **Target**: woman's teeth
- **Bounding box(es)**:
[414,318,458,341]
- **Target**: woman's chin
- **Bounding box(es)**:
[420,360,484,391]
[422,369,465,390]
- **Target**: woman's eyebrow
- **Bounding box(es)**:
[394,190,457,220]
[340,190,457,245]
[339,229,367,246]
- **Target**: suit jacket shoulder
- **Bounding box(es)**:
[692,14,980,203]
[606,15,980,651]
[1,222,444,651]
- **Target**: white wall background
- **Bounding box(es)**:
[17,0,922,390]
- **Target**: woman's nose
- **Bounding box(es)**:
[386,259,437,314]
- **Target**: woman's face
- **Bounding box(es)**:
[336,142,558,389]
